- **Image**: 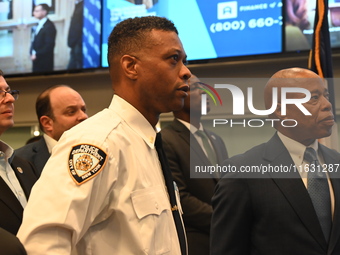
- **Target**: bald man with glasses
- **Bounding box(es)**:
[0,70,37,235]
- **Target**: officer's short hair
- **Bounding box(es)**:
[107,16,178,67]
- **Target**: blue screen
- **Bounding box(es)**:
[101,0,283,67]
[83,0,102,69]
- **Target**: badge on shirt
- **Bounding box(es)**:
[68,144,107,185]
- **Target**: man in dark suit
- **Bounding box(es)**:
[15,85,88,177]
[67,0,83,70]
[30,4,56,73]
[0,70,37,235]
[211,67,340,254]
[161,75,228,255]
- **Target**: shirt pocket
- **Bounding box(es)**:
[131,186,171,254]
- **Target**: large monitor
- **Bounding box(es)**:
[101,0,283,67]
[3,0,340,77]
[0,0,101,76]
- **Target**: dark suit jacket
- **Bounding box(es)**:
[67,1,83,48]
[15,137,50,178]
[211,133,340,255]
[0,227,27,255]
[161,119,228,255]
[31,18,56,72]
[0,156,37,235]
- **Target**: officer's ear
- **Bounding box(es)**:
[120,55,138,80]
[40,115,53,134]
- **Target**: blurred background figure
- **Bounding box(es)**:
[126,0,159,9]
[30,3,56,73]
[285,0,310,51]
[161,74,228,255]
[24,136,42,145]
[15,85,87,177]
[286,0,310,30]
[67,0,83,70]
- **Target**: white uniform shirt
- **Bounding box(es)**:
[18,95,182,255]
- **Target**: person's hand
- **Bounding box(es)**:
[30,54,36,61]
[286,0,310,30]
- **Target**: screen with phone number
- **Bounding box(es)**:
[101,0,283,67]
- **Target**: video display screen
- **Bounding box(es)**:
[101,0,283,67]
[285,0,340,51]
[0,0,101,76]
[4,0,340,77]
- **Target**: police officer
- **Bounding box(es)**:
[18,16,191,254]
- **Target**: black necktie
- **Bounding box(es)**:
[155,133,187,255]
[304,147,332,242]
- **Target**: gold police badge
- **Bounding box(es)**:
[68,144,107,185]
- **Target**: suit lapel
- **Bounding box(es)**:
[320,145,340,253]
[11,158,31,199]
[36,19,48,37]
[329,177,340,254]
[205,130,225,164]
[171,119,190,146]
[190,132,212,166]
[34,23,44,39]
[171,119,211,166]
[265,134,328,250]
[0,177,23,220]
[33,138,50,172]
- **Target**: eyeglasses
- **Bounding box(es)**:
[0,90,19,101]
